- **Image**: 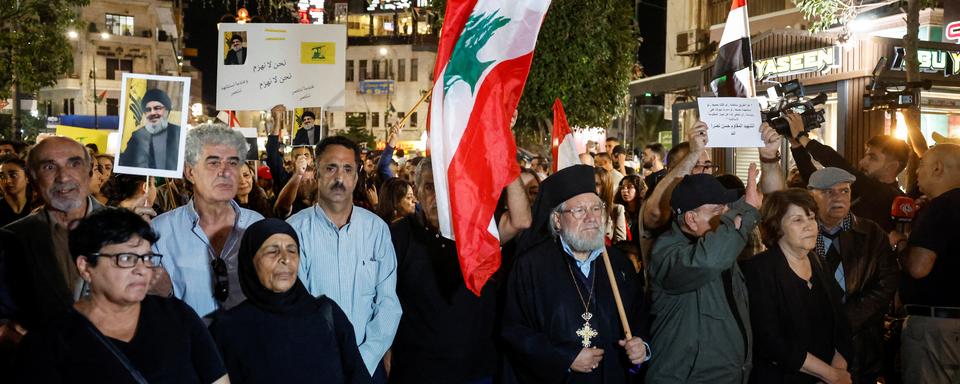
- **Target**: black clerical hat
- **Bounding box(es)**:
[516,164,597,254]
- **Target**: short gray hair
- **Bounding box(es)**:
[185,124,248,165]
[414,157,432,188]
[549,202,565,237]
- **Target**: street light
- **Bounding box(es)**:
[67,30,78,40]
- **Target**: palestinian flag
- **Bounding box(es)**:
[552,98,580,172]
[428,0,551,295]
[710,0,756,97]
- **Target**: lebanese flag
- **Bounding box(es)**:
[429,0,551,295]
[551,98,580,172]
[710,0,756,97]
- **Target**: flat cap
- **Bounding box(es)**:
[807,167,856,189]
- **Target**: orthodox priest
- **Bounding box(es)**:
[503,164,649,383]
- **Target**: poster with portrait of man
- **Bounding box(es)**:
[224,31,248,65]
[114,73,191,179]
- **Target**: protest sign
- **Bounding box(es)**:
[697,97,765,148]
[217,23,346,111]
[114,73,190,179]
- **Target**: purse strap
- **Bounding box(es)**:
[82,319,149,384]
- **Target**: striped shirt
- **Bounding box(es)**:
[287,204,402,374]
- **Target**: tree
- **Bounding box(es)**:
[0,0,88,140]
[796,0,938,187]
[341,126,377,149]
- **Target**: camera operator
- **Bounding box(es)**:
[786,114,909,232]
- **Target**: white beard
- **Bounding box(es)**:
[143,117,169,134]
[560,225,605,253]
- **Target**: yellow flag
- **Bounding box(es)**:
[300,42,336,64]
[120,78,147,152]
[56,125,113,154]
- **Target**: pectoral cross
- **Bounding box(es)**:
[576,313,598,347]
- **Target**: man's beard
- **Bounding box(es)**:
[46,182,85,212]
[560,224,605,253]
[143,116,169,134]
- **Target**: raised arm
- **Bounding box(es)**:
[642,121,707,229]
[759,122,785,194]
[498,176,532,244]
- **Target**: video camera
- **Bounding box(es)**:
[762,79,829,137]
[863,57,931,111]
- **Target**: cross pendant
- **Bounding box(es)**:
[576,320,598,347]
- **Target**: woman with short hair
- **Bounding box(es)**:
[209,218,370,383]
[14,207,228,383]
[741,189,853,384]
[376,177,417,224]
[0,155,34,227]
[235,162,275,218]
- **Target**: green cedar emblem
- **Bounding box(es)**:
[443,11,510,96]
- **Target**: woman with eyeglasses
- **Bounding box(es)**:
[13,208,229,384]
[209,218,370,383]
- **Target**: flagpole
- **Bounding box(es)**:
[393,88,434,130]
[601,249,633,340]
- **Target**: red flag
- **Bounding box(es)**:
[551,98,580,172]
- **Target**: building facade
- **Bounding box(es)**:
[38,0,186,121]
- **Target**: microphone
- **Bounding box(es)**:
[890,195,917,234]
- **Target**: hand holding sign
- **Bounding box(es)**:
[697,97,764,148]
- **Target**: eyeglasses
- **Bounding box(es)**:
[90,252,163,268]
[558,203,606,219]
[211,257,229,303]
[693,163,717,174]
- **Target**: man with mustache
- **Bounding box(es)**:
[119,88,182,171]
[502,164,648,383]
[149,125,264,318]
[287,135,402,382]
[0,137,104,342]
[806,167,898,384]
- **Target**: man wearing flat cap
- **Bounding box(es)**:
[119,88,181,171]
[807,167,898,384]
[646,166,763,384]
[503,164,649,383]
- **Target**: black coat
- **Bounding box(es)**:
[741,246,853,384]
[118,124,181,171]
[225,47,247,65]
[501,239,646,384]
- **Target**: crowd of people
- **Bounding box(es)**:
[0,107,959,384]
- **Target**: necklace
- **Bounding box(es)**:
[567,259,598,347]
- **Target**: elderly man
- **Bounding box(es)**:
[898,143,960,384]
[503,164,648,383]
[388,158,530,383]
[151,124,263,318]
[224,33,247,65]
[287,135,402,379]
[0,137,104,330]
[806,167,898,384]
[119,88,181,170]
[645,165,762,384]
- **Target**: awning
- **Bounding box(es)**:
[629,66,705,96]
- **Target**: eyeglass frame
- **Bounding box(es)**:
[211,257,229,303]
[89,252,163,268]
[557,202,607,220]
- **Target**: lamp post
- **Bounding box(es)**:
[378,46,396,138]
[91,31,110,129]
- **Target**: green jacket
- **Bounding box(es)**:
[645,198,758,384]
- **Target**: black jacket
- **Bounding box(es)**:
[225,47,247,65]
[118,124,182,171]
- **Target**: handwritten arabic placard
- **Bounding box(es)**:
[697,97,765,148]
[216,23,346,111]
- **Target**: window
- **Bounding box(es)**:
[106,98,119,116]
[69,98,75,115]
[346,60,355,82]
[105,14,134,36]
[347,14,371,37]
[62,99,69,115]
[371,112,380,128]
[372,60,381,80]
[409,112,418,127]
[410,58,418,81]
[398,59,406,82]
[359,60,368,81]
[373,14,396,36]
[346,112,367,128]
[106,58,133,80]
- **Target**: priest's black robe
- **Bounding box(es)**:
[502,239,647,383]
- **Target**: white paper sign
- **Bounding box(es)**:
[697,97,765,148]
[216,23,346,111]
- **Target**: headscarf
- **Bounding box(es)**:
[238,218,316,314]
[516,164,599,255]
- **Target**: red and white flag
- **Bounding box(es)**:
[551,98,580,173]
[710,0,755,97]
[429,0,551,295]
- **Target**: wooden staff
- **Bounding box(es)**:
[602,249,633,339]
[393,88,434,130]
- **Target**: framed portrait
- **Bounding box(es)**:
[113,73,191,179]
[224,31,248,66]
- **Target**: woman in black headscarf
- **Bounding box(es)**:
[208,218,371,384]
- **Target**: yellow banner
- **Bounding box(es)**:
[120,78,147,152]
[55,125,114,154]
[300,42,336,64]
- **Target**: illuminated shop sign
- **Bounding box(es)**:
[753,46,841,80]
[947,21,960,43]
[297,0,325,24]
[367,0,412,11]
[891,47,960,77]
